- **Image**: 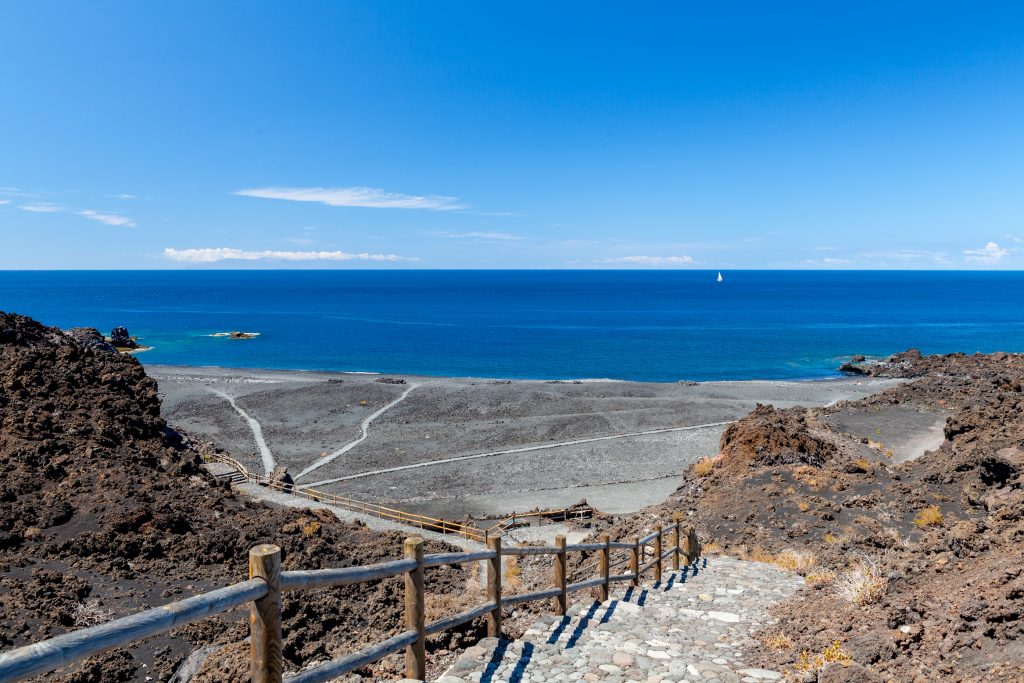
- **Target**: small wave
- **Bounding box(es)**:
[210,332,261,337]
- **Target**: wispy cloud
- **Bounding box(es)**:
[964,241,1008,263]
[78,209,136,227]
[802,257,853,265]
[428,230,523,241]
[599,255,695,266]
[236,186,464,211]
[18,203,135,227]
[0,200,9,205]
[163,247,418,263]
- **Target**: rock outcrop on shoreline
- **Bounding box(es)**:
[0,313,478,682]
[599,350,1023,681]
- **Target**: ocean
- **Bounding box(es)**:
[2,270,1023,382]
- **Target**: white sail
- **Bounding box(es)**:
[717,271,723,282]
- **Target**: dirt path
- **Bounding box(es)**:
[300,420,733,488]
[211,389,276,475]
[294,382,421,480]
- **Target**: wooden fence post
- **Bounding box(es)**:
[654,526,663,583]
[404,537,426,680]
[554,534,567,615]
[487,536,502,638]
[249,544,283,683]
[598,533,610,602]
[629,537,639,587]
[672,513,682,572]
[685,527,696,566]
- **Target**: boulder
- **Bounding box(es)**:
[269,465,293,491]
[110,326,138,349]
[66,327,116,353]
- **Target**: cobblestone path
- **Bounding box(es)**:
[437,556,804,683]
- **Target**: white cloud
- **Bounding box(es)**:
[163,247,417,263]
[236,186,464,211]
[964,241,1008,263]
[801,257,853,265]
[0,200,8,205]
[599,255,695,266]
[429,230,522,240]
[78,209,136,227]
[19,203,135,227]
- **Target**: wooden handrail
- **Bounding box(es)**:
[0,578,268,683]
[0,512,700,683]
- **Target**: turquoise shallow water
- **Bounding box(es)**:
[2,270,1023,381]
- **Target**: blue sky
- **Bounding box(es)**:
[2,2,1023,269]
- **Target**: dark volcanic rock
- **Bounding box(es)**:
[65,327,116,353]
[718,403,837,469]
[0,312,474,683]
[109,326,138,349]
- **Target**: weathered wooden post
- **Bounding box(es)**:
[249,544,283,683]
[672,513,682,571]
[654,526,663,583]
[554,534,567,615]
[685,526,697,565]
[598,533,610,601]
[487,536,502,637]
[404,537,426,680]
[629,537,640,587]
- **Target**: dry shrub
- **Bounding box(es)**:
[774,549,817,574]
[914,505,944,528]
[835,556,886,605]
[806,570,836,586]
[793,640,853,673]
[503,556,522,587]
[822,532,843,545]
[797,501,810,512]
[748,545,775,563]
[762,631,793,651]
[73,599,114,627]
[701,540,723,555]
[693,457,715,477]
[853,457,873,473]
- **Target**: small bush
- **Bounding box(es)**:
[775,549,817,573]
[73,600,114,627]
[835,556,886,605]
[853,457,873,473]
[504,557,522,587]
[915,505,944,527]
[701,540,723,555]
[693,457,715,477]
[793,640,853,673]
[797,501,810,512]
[762,631,793,651]
[822,532,843,545]
[806,570,836,586]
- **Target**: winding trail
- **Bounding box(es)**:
[211,389,276,476]
[300,420,732,489]
[295,382,421,481]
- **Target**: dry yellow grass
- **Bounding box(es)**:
[693,457,715,477]
[915,505,944,527]
[822,532,843,545]
[504,556,522,587]
[774,549,817,573]
[794,640,853,672]
[701,540,723,555]
[762,631,793,651]
[805,570,836,586]
[797,501,810,512]
[853,457,873,473]
[835,557,886,605]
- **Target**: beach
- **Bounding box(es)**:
[152,364,914,518]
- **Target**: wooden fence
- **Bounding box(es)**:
[0,515,700,683]
[202,451,593,542]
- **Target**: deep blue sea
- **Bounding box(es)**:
[2,270,1023,382]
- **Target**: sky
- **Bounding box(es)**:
[1,2,1024,270]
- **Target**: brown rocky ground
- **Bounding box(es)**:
[0,313,484,682]
[589,350,1023,682]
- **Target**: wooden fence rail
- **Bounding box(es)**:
[0,515,700,683]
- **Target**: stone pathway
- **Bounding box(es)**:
[438,557,803,683]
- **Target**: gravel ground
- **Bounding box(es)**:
[153,365,901,517]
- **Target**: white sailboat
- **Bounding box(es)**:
[716,271,723,283]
